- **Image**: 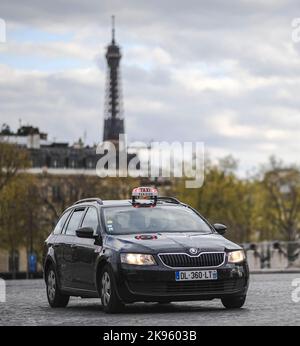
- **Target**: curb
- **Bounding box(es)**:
[250,269,300,274]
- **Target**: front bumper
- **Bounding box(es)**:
[115,261,249,303]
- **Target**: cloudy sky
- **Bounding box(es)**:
[1,0,300,173]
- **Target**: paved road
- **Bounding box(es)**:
[0,274,300,326]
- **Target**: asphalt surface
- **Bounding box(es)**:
[0,273,300,326]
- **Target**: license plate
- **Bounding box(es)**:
[175,270,218,281]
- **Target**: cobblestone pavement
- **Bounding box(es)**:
[0,274,300,326]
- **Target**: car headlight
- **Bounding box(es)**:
[228,250,245,263]
[120,253,156,266]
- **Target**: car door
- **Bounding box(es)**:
[62,207,86,289]
[71,206,100,292]
[51,209,72,288]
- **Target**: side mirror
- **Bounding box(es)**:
[213,223,227,235]
[76,227,96,239]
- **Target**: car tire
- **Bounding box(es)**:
[221,295,246,309]
[100,265,124,313]
[46,265,70,308]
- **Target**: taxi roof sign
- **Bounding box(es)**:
[131,187,158,207]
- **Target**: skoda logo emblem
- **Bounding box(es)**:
[189,248,198,255]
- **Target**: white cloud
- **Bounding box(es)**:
[209,111,257,139]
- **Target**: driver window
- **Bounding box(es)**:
[81,207,99,232]
[65,208,85,235]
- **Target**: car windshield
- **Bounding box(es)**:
[102,205,212,235]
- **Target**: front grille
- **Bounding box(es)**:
[159,252,225,268]
[127,279,245,296]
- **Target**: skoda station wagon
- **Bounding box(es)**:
[43,187,249,313]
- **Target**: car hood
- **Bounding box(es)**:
[106,232,241,253]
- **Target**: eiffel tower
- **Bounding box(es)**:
[103,16,125,144]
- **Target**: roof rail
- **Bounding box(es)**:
[157,196,181,204]
[73,198,103,205]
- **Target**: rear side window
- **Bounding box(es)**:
[82,207,99,232]
[53,210,71,235]
[65,208,85,235]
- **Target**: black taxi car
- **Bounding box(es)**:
[43,187,249,313]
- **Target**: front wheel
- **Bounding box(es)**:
[100,265,124,313]
[46,266,69,308]
[221,295,246,309]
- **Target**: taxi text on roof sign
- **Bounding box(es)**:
[132,187,158,198]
